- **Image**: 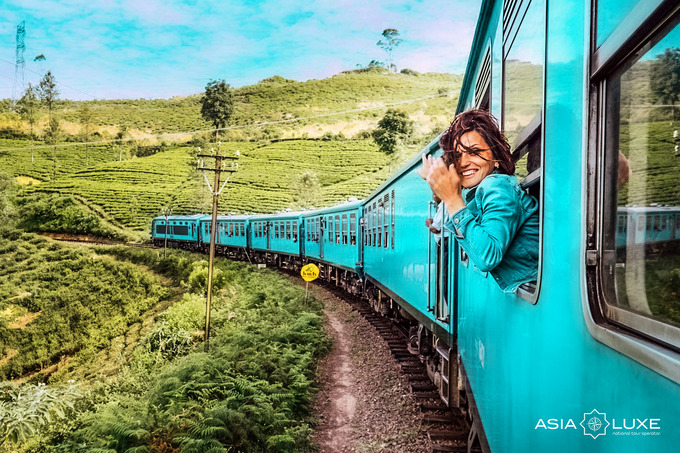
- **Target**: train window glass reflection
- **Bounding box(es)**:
[596,0,644,47]
[602,17,680,344]
[503,0,544,188]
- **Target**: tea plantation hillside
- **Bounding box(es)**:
[19,139,391,231]
[0,69,461,141]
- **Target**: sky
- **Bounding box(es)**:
[0,0,481,101]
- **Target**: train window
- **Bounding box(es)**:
[350,213,356,245]
[275,222,279,239]
[503,0,545,189]
[378,199,383,248]
[391,190,395,249]
[475,46,491,110]
[596,0,645,47]
[598,13,680,349]
[384,194,389,248]
[335,215,340,243]
[293,221,298,242]
[501,0,545,300]
[366,206,371,246]
[342,214,348,245]
[372,202,377,247]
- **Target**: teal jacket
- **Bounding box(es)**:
[444,174,539,293]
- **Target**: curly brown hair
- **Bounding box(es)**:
[439,109,515,175]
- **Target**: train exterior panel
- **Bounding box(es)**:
[301,201,362,273]
[199,215,250,250]
[453,0,680,451]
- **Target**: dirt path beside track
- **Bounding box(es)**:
[310,283,432,453]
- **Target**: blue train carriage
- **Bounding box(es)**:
[359,138,461,399]
[248,210,304,269]
[198,214,251,259]
[617,206,680,250]
[150,214,208,251]
[450,0,680,451]
[301,200,363,295]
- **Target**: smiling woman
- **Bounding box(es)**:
[421,108,539,292]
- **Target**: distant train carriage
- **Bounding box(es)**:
[301,200,363,295]
[199,215,250,258]
[617,206,680,249]
[150,214,208,250]
[248,211,304,269]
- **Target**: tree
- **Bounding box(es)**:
[16,84,39,162]
[44,116,60,145]
[36,71,59,123]
[293,170,320,208]
[650,48,680,119]
[377,29,403,72]
[201,80,234,139]
[79,104,95,165]
[372,109,413,155]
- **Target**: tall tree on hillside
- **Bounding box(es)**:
[37,71,59,124]
[293,170,320,208]
[372,108,413,155]
[16,83,39,162]
[650,48,680,119]
[79,104,95,166]
[377,29,403,72]
[201,80,234,139]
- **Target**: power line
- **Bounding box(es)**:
[0,57,99,100]
[0,91,454,153]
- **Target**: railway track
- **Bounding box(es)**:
[316,279,477,453]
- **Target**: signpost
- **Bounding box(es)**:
[300,263,320,303]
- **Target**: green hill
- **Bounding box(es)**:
[1,69,461,142]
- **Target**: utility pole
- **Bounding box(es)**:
[197,142,239,352]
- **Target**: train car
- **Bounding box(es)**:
[445,0,680,451]
[301,200,363,295]
[150,214,208,250]
[248,211,304,268]
[617,206,680,248]
[198,215,250,258]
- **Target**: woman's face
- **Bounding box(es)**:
[454,130,496,188]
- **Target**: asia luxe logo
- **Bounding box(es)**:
[534,409,661,438]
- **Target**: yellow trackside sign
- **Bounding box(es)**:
[301,263,320,282]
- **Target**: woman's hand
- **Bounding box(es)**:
[417,154,433,180]
[426,158,465,215]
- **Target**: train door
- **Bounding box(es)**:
[266,221,271,250]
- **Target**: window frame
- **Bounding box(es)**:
[501,0,547,303]
[586,0,680,384]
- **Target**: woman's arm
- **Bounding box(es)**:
[445,177,523,272]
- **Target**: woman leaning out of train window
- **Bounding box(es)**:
[419,109,539,293]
